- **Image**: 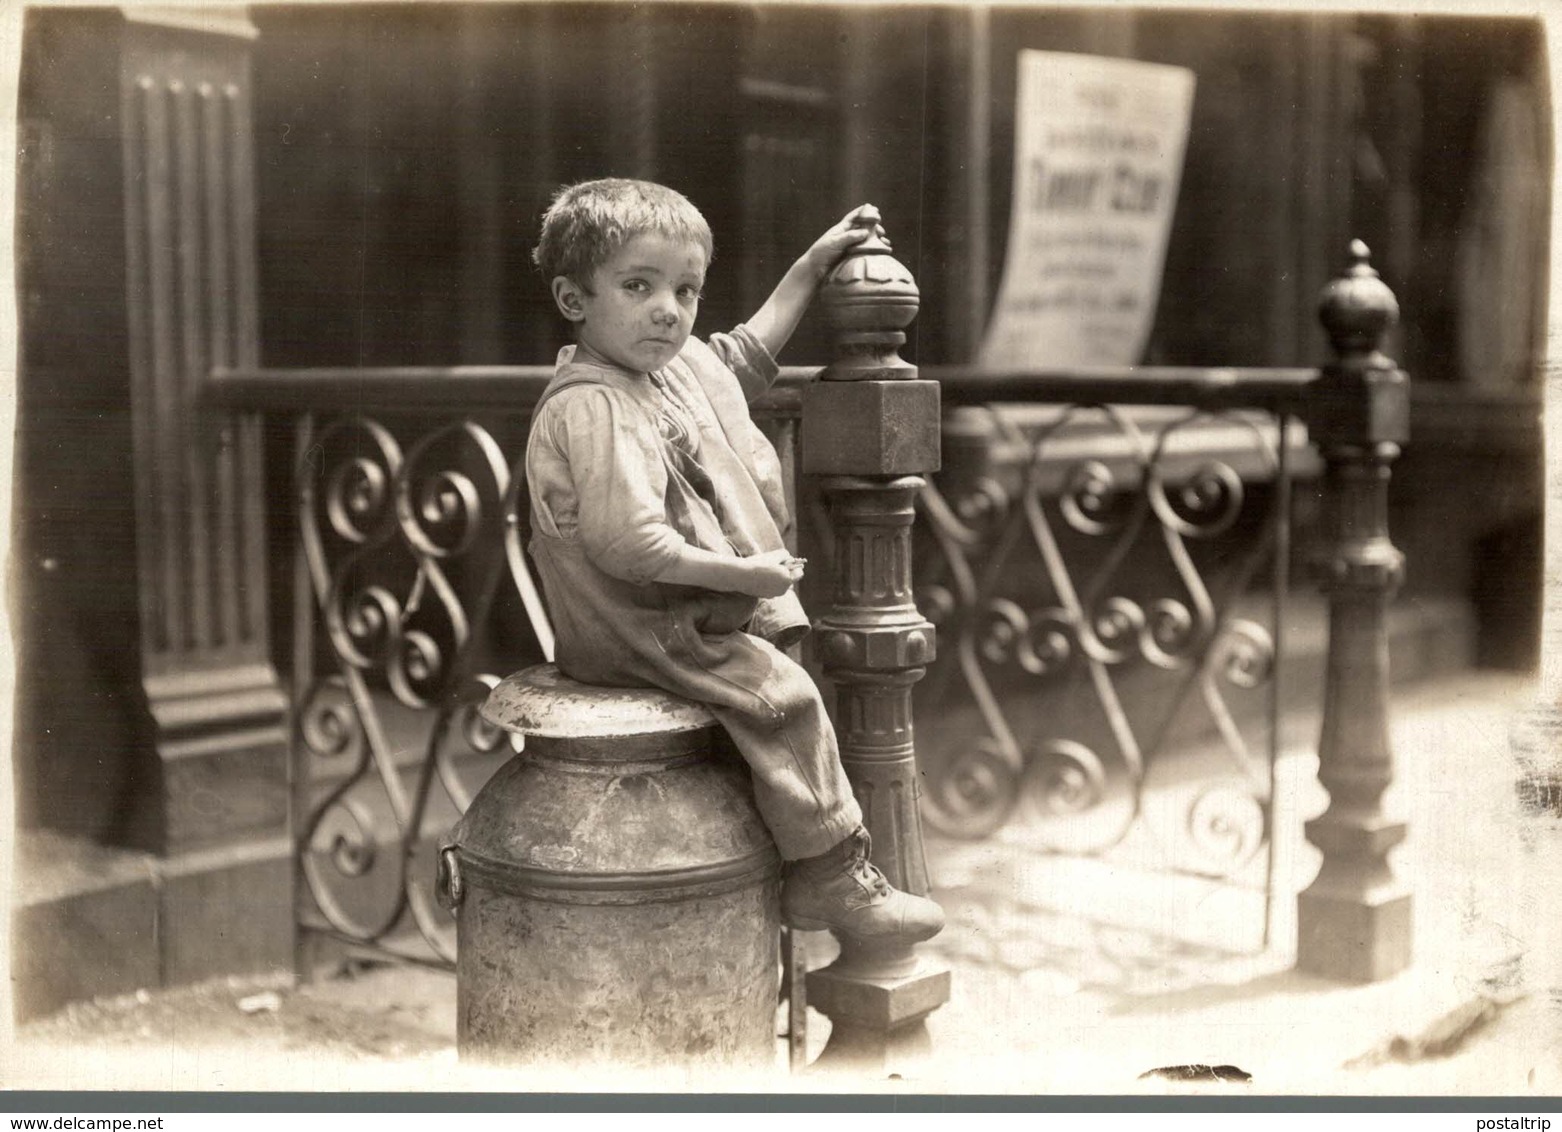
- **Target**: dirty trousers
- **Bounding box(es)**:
[529,533,863,861]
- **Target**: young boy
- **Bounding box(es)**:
[527,178,944,946]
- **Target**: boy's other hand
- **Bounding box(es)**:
[803,204,890,282]
[741,548,806,598]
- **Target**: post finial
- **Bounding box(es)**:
[842,203,893,255]
[1318,240,1400,359]
[817,207,920,379]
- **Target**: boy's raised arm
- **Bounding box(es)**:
[743,205,886,361]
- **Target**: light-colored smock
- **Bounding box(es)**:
[525,326,861,860]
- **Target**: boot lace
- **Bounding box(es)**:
[845,831,891,897]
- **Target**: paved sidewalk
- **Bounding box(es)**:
[918,670,1562,1096]
[7,671,1561,1097]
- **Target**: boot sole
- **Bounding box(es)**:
[783,912,943,943]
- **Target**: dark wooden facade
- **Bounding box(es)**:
[244,1,1550,644]
[11,3,1548,1014]
[240,7,1545,371]
[243,6,1548,665]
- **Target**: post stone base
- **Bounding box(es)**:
[1296,888,1412,983]
[806,957,951,1074]
[811,1017,935,1076]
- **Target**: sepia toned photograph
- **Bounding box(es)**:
[3,0,1560,1102]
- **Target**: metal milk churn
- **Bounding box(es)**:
[437,664,782,1068]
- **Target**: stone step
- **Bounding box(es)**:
[11,829,293,1022]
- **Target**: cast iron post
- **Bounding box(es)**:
[800,207,951,1068]
[1296,241,1413,981]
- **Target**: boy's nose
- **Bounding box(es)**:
[652,304,679,326]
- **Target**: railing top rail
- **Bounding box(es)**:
[205,365,822,413]
[925,365,1320,410]
[206,363,1325,418]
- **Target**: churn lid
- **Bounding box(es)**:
[480,663,717,738]
[443,664,775,907]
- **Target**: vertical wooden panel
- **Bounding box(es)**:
[15,9,153,841]
[143,74,186,653]
[1295,17,1355,365]
[630,6,657,180]
[227,72,268,646]
[961,7,992,362]
[456,9,504,364]
[121,12,287,853]
[737,7,843,359]
[201,84,243,648]
[1267,27,1303,366]
[123,75,162,657]
[174,79,215,652]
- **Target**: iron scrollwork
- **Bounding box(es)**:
[294,415,550,966]
[917,403,1290,911]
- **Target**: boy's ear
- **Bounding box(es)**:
[552,276,587,322]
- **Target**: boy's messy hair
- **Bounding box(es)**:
[532,179,714,287]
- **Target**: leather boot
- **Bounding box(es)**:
[781,827,945,943]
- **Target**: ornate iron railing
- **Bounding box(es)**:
[908,375,1317,952]
[289,409,529,968]
[211,365,1306,965]
[208,241,1414,990]
[210,367,811,968]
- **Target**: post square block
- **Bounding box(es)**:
[801,380,942,476]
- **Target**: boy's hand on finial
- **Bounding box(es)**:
[804,205,891,282]
[746,206,891,360]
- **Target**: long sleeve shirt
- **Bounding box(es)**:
[526,323,807,646]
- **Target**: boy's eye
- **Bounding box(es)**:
[678,286,703,302]
[623,279,650,293]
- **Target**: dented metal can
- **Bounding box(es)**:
[439,664,781,1068]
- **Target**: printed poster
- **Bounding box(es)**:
[980,51,1196,369]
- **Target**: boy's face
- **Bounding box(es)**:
[552,233,706,374]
